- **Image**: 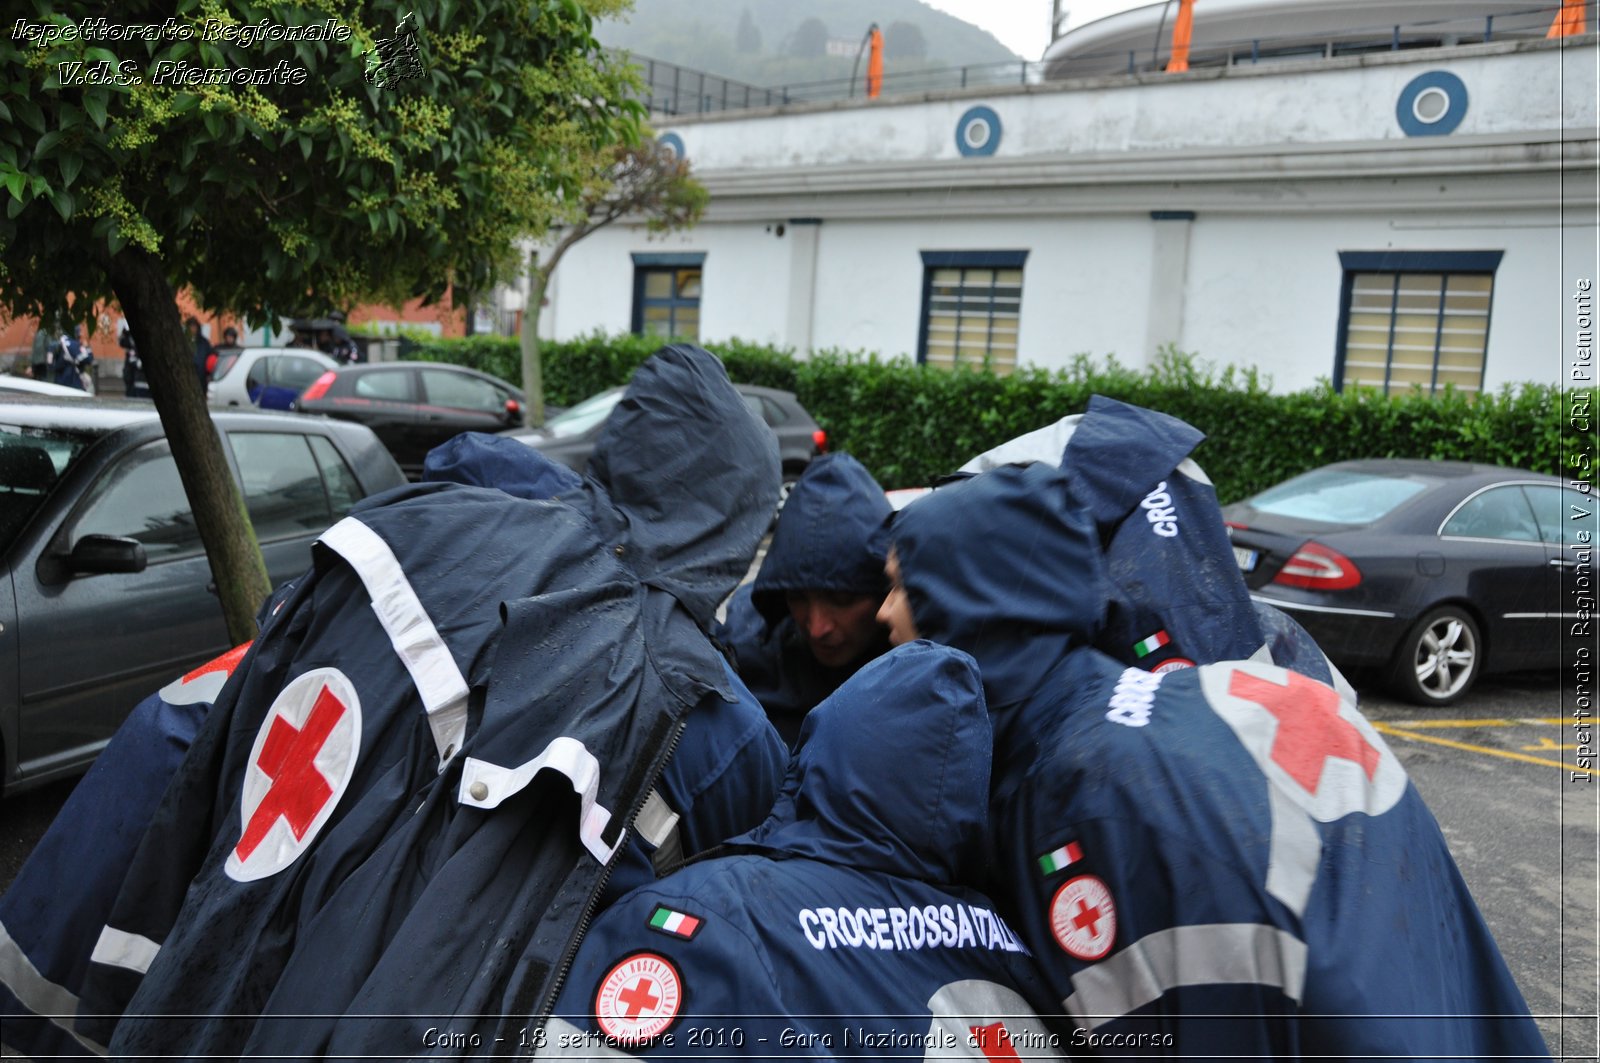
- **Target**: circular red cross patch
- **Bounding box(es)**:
[226,668,361,883]
[1152,657,1196,674]
[1050,875,1117,961]
[594,952,683,1045]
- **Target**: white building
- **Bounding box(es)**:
[522,1,1598,396]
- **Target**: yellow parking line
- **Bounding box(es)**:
[1383,718,1568,728]
[1373,722,1580,772]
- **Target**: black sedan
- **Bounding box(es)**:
[1223,459,1587,706]
[295,362,525,478]
[502,383,826,492]
[0,395,407,794]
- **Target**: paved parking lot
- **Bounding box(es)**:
[1357,673,1598,1059]
[3,669,1595,1056]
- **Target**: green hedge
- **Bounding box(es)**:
[400,332,1587,504]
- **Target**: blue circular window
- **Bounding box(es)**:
[955,106,1001,157]
[658,132,686,160]
[1396,72,1468,137]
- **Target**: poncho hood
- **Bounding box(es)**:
[735,641,990,885]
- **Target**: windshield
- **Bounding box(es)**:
[1246,468,1428,525]
[542,388,623,439]
[0,423,101,553]
[211,352,243,381]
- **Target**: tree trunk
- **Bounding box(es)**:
[519,251,549,428]
[460,286,476,336]
[108,246,271,645]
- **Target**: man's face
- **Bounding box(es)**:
[786,589,885,668]
[876,548,920,647]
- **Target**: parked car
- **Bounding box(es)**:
[0,374,92,399]
[502,383,826,496]
[208,346,339,410]
[295,362,525,479]
[0,395,407,794]
[1222,458,1586,706]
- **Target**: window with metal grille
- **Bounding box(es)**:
[1335,251,1501,397]
[918,250,1028,373]
[631,252,705,341]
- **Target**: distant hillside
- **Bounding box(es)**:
[595,0,1022,97]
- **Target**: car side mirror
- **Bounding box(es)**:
[504,398,522,425]
[68,534,148,575]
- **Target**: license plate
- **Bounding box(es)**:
[1233,546,1259,572]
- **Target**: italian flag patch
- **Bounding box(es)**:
[647,905,703,940]
[1132,630,1171,658]
[1037,841,1083,876]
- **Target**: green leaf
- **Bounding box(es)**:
[49,187,74,221]
[82,92,107,129]
[5,195,22,219]
[59,152,81,188]
[35,130,63,159]
[107,225,127,255]
[0,100,10,123]
[182,139,198,168]
[15,100,45,134]
[1,170,25,199]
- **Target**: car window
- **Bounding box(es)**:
[544,389,623,439]
[1441,485,1542,542]
[353,370,414,401]
[740,394,768,424]
[1246,468,1427,524]
[211,352,243,381]
[228,432,336,540]
[1,427,96,553]
[307,435,364,517]
[272,355,331,391]
[420,368,503,412]
[68,440,200,561]
[761,396,789,425]
[1525,483,1593,547]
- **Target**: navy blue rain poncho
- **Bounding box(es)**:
[538,641,1061,1058]
[714,452,893,745]
[888,463,1546,1059]
[75,344,787,1059]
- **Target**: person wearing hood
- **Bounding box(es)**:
[879,463,1547,1059]
[713,452,893,746]
[535,641,1063,1059]
[72,345,786,1059]
[958,395,1346,690]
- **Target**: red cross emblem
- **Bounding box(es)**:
[595,953,682,1045]
[226,668,361,883]
[1049,875,1116,961]
[1229,669,1381,795]
[970,1022,1022,1061]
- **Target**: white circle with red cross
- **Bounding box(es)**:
[1050,875,1117,961]
[226,668,361,883]
[595,952,683,1045]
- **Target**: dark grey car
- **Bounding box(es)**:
[501,383,826,493]
[0,396,407,794]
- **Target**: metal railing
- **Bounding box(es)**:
[620,2,1593,117]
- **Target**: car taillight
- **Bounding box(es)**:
[812,429,828,453]
[1272,540,1362,591]
[300,372,337,401]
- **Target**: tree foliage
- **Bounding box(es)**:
[519,136,706,424]
[0,0,644,640]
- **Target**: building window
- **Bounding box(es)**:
[1335,251,1501,397]
[918,250,1028,374]
[632,252,705,341]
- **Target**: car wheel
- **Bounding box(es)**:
[1389,605,1481,707]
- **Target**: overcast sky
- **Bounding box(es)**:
[921,0,1154,60]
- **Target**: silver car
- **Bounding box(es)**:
[208,347,338,410]
[0,396,407,794]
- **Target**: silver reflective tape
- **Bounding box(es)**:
[1062,923,1307,1030]
[320,517,469,765]
[88,924,161,976]
[0,920,108,1054]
